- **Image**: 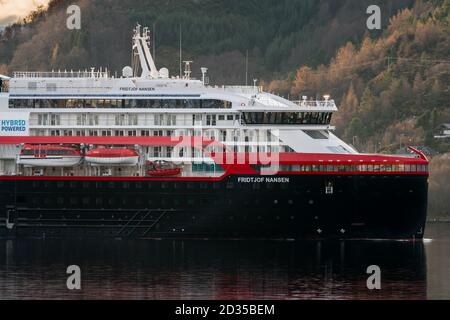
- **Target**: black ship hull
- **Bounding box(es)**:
[0,174,428,240]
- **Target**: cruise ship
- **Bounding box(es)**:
[0,25,428,239]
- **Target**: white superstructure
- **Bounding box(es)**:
[0,24,357,174]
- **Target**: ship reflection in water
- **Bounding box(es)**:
[0,224,449,300]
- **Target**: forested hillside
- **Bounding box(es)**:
[268,0,450,155]
[264,0,449,218]
[0,0,414,83]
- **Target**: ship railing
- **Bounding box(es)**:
[249,97,287,108]
[291,100,337,108]
[220,86,263,94]
[13,70,110,79]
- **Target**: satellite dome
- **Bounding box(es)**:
[122,66,133,78]
[159,68,169,79]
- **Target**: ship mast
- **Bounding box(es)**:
[132,24,159,79]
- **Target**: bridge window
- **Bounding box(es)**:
[304,130,329,139]
[242,112,332,125]
[9,99,232,109]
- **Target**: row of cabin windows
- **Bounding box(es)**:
[31,128,274,143]
[34,129,230,138]
[275,164,429,173]
[242,112,332,125]
[10,99,232,109]
[34,113,239,126]
[38,129,177,137]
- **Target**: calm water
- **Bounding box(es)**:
[0,223,449,300]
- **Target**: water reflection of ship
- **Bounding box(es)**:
[0,239,426,299]
[204,241,427,300]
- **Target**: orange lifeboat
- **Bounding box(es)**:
[147,160,182,177]
[18,144,82,167]
[85,147,139,166]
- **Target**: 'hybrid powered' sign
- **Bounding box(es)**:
[0,113,29,136]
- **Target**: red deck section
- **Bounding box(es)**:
[209,151,428,166]
[0,135,428,181]
[0,136,428,165]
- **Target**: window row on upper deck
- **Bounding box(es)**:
[242,112,332,125]
[269,164,429,173]
[9,99,232,109]
[30,113,240,127]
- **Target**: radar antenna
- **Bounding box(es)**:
[183,61,193,79]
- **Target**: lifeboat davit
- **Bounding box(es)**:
[18,145,82,167]
[85,147,139,166]
[147,160,182,177]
